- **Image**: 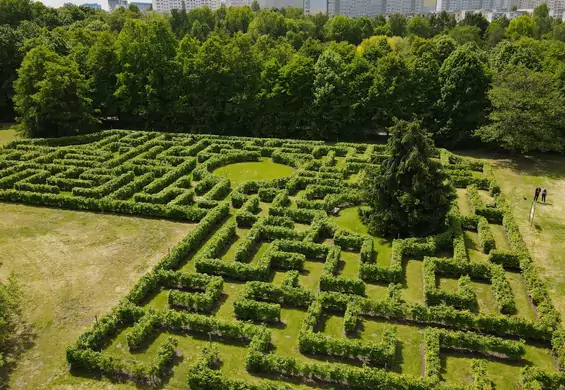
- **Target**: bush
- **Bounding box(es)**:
[477,216,495,253]
[490,264,517,315]
[234,299,281,323]
[467,184,504,223]
[243,281,314,308]
[488,249,520,269]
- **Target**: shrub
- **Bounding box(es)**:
[234,299,281,323]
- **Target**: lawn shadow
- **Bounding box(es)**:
[0,320,37,387]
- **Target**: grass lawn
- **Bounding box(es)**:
[463,152,565,320]
[213,158,295,186]
[332,206,393,267]
[0,203,194,390]
[105,330,257,389]
[0,123,18,146]
[360,319,425,376]
[442,341,556,389]
[464,231,488,262]
[456,188,471,216]
[402,259,424,304]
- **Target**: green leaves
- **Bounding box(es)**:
[364,120,455,237]
[437,45,491,148]
[14,45,98,138]
[476,66,565,153]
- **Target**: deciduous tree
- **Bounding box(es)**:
[14,46,98,138]
[476,66,565,153]
[436,46,491,147]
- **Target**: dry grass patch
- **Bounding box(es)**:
[0,203,194,389]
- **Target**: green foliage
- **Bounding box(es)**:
[364,121,455,237]
[407,16,431,38]
[234,298,281,323]
[14,46,98,138]
[436,45,491,147]
[3,4,565,152]
[449,25,482,46]
[506,15,536,40]
[476,66,565,153]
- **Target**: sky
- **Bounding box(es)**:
[37,0,110,10]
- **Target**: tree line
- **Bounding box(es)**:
[2,0,565,152]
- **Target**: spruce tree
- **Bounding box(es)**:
[363,120,455,237]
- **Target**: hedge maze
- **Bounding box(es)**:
[1,130,564,389]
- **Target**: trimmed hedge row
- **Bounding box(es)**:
[424,259,476,310]
[106,172,154,200]
[133,187,185,205]
[143,158,195,194]
[152,202,229,271]
[0,188,209,221]
[126,311,161,351]
[299,300,397,366]
[197,220,236,261]
[437,328,525,360]
[320,245,366,296]
[243,281,314,308]
[467,184,503,223]
[488,249,520,269]
[234,298,281,323]
[360,231,451,284]
[165,272,223,313]
[477,216,495,253]
[490,264,517,315]
[72,172,134,199]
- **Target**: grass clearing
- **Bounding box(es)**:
[402,259,424,304]
[332,207,392,267]
[456,188,471,216]
[464,231,488,262]
[506,271,537,321]
[0,203,194,390]
[213,158,295,186]
[360,319,424,376]
[0,124,17,146]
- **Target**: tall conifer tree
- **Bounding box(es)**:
[364,120,455,237]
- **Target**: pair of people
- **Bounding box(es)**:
[534,187,547,203]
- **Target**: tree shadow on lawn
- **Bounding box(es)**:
[457,150,565,181]
[0,321,37,387]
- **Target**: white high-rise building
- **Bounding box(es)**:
[225,0,253,6]
[108,0,128,10]
[152,0,220,12]
[259,0,304,8]
[436,0,487,11]
[304,0,328,14]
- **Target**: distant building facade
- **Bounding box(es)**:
[130,1,152,10]
[225,0,254,6]
[306,0,427,16]
[152,0,220,12]
[84,2,102,9]
[108,0,128,10]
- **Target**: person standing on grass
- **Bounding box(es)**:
[542,188,547,203]
[534,187,541,202]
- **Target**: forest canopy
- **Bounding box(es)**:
[2,0,565,152]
